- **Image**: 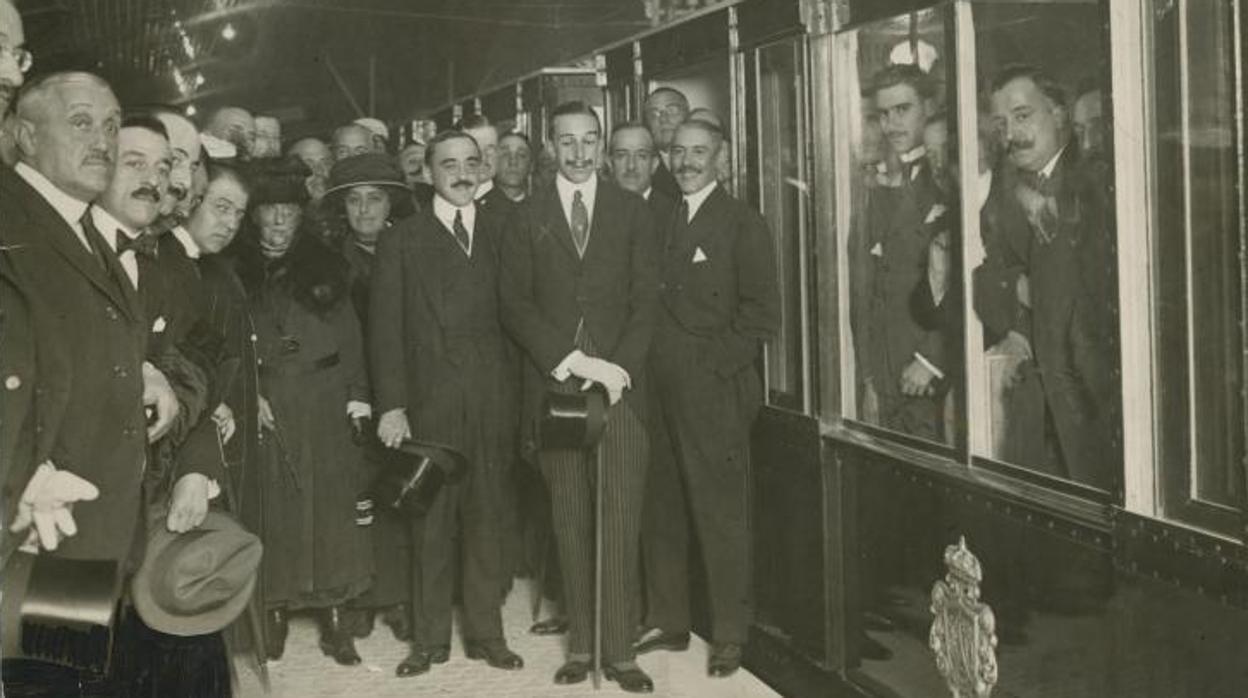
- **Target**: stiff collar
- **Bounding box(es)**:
[432,193,476,236]
[172,225,200,259]
[91,205,138,252]
[681,180,717,222]
[474,178,495,200]
[14,161,90,234]
[1038,144,1066,180]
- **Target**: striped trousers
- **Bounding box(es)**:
[539,396,648,664]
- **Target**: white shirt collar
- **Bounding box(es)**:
[899,144,927,164]
[474,179,494,200]
[92,206,137,251]
[1038,145,1066,180]
[975,169,993,214]
[172,225,200,259]
[642,187,653,201]
[682,180,717,222]
[14,162,91,242]
[432,193,477,253]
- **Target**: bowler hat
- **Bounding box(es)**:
[323,153,408,198]
[130,510,262,637]
[370,440,468,518]
[540,388,609,450]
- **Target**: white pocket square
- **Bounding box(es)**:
[151,316,167,333]
[924,203,948,224]
[870,242,884,257]
[692,247,709,263]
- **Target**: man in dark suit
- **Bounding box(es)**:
[637,118,779,677]
[0,72,168,561]
[500,101,659,693]
[978,64,1118,488]
[608,121,676,229]
[849,64,951,441]
[496,131,533,204]
[457,114,514,218]
[643,87,689,199]
[372,130,524,678]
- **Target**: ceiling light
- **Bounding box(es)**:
[221,23,237,41]
[185,104,197,117]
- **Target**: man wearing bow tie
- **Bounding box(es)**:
[849,63,951,440]
[500,101,659,693]
[637,118,778,678]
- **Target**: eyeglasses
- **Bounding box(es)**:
[645,104,686,119]
[0,44,33,74]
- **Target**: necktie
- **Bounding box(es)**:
[670,199,690,252]
[80,207,110,269]
[115,230,158,257]
[452,209,471,255]
[570,190,589,256]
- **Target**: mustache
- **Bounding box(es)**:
[167,185,188,201]
[130,186,161,203]
[563,160,594,169]
[1007,139,1035,153]
[82,150,113,167]
[451,179,475,189]
[676,166,703,176]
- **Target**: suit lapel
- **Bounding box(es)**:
[537,186,581,263]
[413,210,454,328]
[671,186,725,270]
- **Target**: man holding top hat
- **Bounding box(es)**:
[371,129,524,678]
[500,101,659,693]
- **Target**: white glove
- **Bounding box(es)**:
[212,403,237,444]
[573,356,631,405]
[166,473,219,533]
[8,462,100,551]
[346,401,373,420]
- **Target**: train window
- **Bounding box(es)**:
[834,7,964,447]
[750,37,809,409]
[961,0,1121,493]
[1153,0,1246,531]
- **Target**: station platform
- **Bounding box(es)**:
[235,579,783,698]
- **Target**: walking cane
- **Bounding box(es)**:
[592,440,604,690]
[215,429,272,694]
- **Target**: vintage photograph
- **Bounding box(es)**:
[0,0,1245,696]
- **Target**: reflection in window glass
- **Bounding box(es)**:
[969,3,1121,490]
[756,39,806,406]
[842,8,963,445]
[1154,0,1245,517]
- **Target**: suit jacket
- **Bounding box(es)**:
[0,251,45,545]
[647,188,677,234]
[657,185,780,377]
[652,159,680,199]
[848,159,949,398]
[0,166,148,561]
[371,207,516,456]
[476,184,516,220]
[500,177,660,436]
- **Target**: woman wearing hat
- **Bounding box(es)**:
[232,156,374,666]
[322,153,416,642]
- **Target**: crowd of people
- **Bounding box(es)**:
[0,1,781,695]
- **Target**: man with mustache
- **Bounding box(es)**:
[637,118,779,677]
[332,122,376,161]
[495,131,532,203]
[204,105,256,160]
[0,73,172,568]
[500,100,659,693]
[457,114,512,216]
[608,121,676,230]
[849,63,952,441]
[977,64,1118,488]
[643,87,689,198]
[372,130,524,678]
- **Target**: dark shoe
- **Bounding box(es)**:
[554,658,591,685]
[265,608,288,661]
[465,640,524,670]
[605,664,654,693]
[708,642,743,677]
[318,607,362,666]
[396,647,431,677]
[860,634,893,661]
[530,616,568,635]
[429,645,450,664]
[381,603,412,642]
[634,628,690,654]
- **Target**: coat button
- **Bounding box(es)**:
[4,375,21,391]
[113,365,128,378]
[105,306,119,320]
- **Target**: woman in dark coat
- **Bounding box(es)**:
[232,157,374,666]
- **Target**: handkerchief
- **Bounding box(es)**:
[924,203,948,224]
[151,316,167,333]
[692,247,709,263]
[870,242,884,257]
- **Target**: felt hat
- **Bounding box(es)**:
[246,156,311,206]
[370,440,468,518]
[323,153,408,198]
[130,510,262,637]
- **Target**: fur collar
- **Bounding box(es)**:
[232,227,349,315]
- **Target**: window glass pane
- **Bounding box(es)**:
[1154,0,1245,518]
[969,1,1121,490]
[839,8,963,446]
[756,39,806,407]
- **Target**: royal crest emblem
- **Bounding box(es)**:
[930,536,998,697]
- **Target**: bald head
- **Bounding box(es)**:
[15,72,120,202]
[332,123,374,160]
[205,106,255,157]
[1,0,27,116]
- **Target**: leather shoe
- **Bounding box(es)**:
[605,664,654,693]
[554,658,592,685]
[382,603,412,642]
[708,642,743,677]
[318,607,362,666]
[530,617,569,635]
[265,608,288,661]
[429,645,450,664]
[465,640,524,670]
[634,629,690,654]
[396,647,431,677]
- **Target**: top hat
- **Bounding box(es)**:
[370,439,469,518]
[130,510,262,637]
[539,388,609,451]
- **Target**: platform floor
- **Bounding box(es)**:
[235,579,783,698]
